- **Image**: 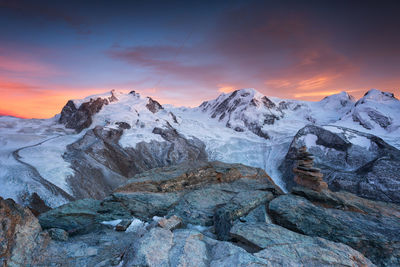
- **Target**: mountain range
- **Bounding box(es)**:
[0,88,399,208]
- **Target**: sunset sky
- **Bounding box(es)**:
[1,0,399,118]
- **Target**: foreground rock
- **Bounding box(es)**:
[38,198,131,235]
[0,197,48,266]
[269,187,400,266]
[32,228,133,266]
[39,161,282,239]
[280,124,400,203]
[230,222,374,266]
[111,161,282,238]
[122,226,374,267]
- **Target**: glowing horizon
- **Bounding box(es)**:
[1,0,399,119]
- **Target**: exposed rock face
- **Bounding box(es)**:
[63,125,208,199]
[32,228,132,266]
[269,187,400,266]
[280,124,400,203]
[122,226,374,267]
[59,98,108,133]
[59,90,119,133]
[112,162,282,232]
[0,197,48,267]
[230,222,374,266]
[200,88,284,139]
[38,198,131,235]
[146,97,163,113]
[293,146,327,192]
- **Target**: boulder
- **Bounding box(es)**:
[38,199,131,235]
[269,189,400,266]
[280,124,400,203]
[0,197,48,266]
[230,222,375,266]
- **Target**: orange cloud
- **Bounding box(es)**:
[218,85,236,93]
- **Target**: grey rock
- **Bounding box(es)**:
[32,228,132,267]
[230,222,375,267]
[123,225,374,267]
[269,191,400,266]
[38,198,131,235]
[123,227,173,267]
[239,204,272,224]
[47,228,69,241]
[280,124,400,203]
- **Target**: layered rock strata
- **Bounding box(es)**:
[293,146,328,192]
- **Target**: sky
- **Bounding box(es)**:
[0,0,399,118]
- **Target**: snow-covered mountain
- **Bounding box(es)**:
[0,88,399,208]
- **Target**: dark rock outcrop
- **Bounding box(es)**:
[112,162,282,230]
[0,197,48,266]
[38,198,131,235]
[59,90,120,133]
[269,187,400,266]
[63,125,208,199]
[146,97,163,113]
[230,222,374,266]
[280,124,400,203]
[25,192,51,216]
[59,98,109,133]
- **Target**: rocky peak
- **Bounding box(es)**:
[146,97,163,113]
[59,97,110,133]
[199,88,281,139]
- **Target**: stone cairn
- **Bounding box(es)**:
[293,146,328,192]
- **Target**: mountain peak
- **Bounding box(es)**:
[320,91,355,104]
[362,89,397,102]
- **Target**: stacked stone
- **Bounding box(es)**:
[293,146,328,192]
